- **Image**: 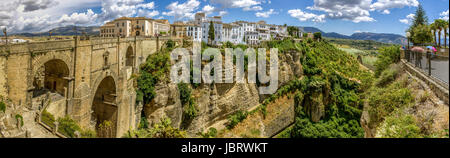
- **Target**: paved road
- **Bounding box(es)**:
[409,54,449,84]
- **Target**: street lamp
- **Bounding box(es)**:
[406,32,411,50]
[2,27,7,45]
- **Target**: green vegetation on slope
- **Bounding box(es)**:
[285,40,374,138]
[123,118,186,138]
[178,83,199,128]
[225,40,373,138]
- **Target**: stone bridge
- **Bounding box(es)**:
[0,36,180,137]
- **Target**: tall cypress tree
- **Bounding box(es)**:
[412,4,428,27]
[408,3,430,45]
[208,21,215,46]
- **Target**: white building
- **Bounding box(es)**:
[185,13,288,45]
[100,17,170,38]
[186,24,203,42]
[202,21,223,45]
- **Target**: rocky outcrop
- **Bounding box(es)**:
[141,50,304,136]
[143,83,183,128]
[303,92,326,123]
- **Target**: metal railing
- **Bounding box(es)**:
[404,49,449,85]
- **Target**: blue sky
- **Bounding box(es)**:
[1,0,448,35]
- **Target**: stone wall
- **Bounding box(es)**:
[0,37,165,137]
[0,56,7,97]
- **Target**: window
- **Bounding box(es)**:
[122,23,124,27]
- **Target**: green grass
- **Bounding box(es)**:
[0,101,5,113]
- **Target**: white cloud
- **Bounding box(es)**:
[137,2,155,9]
[58,9,99,25]
[211,0,261,10]
[309,1,373,22]
[243,6,263,11]
[0,0,161,33]
[288,9,326,23]
[307,0,374,23]
[201,5,215,15]
[231,0,260,8]
[219,11,228,16]
[370,0,419,14]
[255,9,277,18]
[399,13,414,24]
[162,0,200,20]
[440,10,449,21]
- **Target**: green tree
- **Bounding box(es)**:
[287,26,300,38]
[411,4,428,28]
[313,32,322,41]
[444,20,449,48]
[208,21,215,46]
[434,19,447,47]
[411,24,433,45]
[430,23,438,46]
[408,3,429,45]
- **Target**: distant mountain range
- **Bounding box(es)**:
[13,25,100,37]
[300,27,407,45]
[12,25,407,45]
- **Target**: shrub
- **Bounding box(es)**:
[15,114,24,127]
[375,64,400,87]
[41,110,56,129]
[376,113,421,138]
[178,83,198,124]
[374,46,401,77]
[165,39,176,50]
[367,78,414,127]
[198,128,218,138]
[138,116,149,129]
[137,51,171,104]
[57,116,82,138]
[226,110,248,129]
[419,91,430,103]
[123,118,186,138]
[81,130,97,138]
[0,101,5,113]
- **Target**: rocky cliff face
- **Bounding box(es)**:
[141,50,304,136]
[143,82,183,128]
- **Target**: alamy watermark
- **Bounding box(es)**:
[170,42,278,95]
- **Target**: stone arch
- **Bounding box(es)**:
[32,51,72,79]
[90,75,119,138]
[32,59,70,98]
[125,45,134,67]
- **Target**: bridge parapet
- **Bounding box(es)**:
[0,40,75,55]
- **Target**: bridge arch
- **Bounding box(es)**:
[32,59,70,98]
[32,51,72,78]
[126,45,134,67]
[91,75,118,138]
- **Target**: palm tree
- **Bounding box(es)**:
[430,23,437,46]
[435,19,447,48]
[444,20,449,48]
